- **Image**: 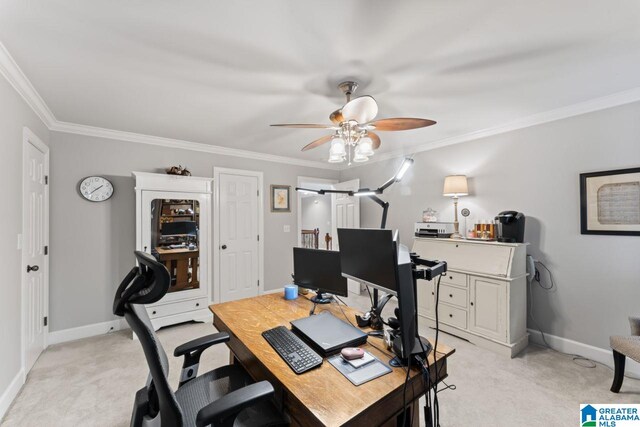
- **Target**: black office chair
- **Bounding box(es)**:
[113,251,288,427]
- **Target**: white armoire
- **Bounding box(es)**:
[412,238,529,357]
[133,172,213,329]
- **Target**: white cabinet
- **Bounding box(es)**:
[413,238,528,357]
[133,172,213,330]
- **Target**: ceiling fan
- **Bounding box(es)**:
[270,81,436,164]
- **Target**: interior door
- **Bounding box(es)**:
[331,179,361,294]
[23,138,48,374]
[218,172,260,302]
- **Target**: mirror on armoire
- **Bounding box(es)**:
[150,199,200,293]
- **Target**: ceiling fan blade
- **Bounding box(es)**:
[301,135,333,151]
[368,132,381,149]
[369,118,436,131]
[270,123,334,129]
[341,96,378,124]
[329,109,344,124]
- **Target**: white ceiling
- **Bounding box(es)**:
[1,0,640,163]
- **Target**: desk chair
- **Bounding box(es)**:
[610,316,640,393]
[113,251,288,427]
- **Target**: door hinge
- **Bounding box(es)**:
[44,175,48,185]
[257,280,260,288]
[257,190,259,197]
[257,235,259,241]
[44,246,48,255]
[43,316,48,327]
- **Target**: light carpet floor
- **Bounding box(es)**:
[2,293,639,426]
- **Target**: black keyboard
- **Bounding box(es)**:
[262,326,323,374]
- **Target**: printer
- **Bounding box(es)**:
[414,222,455,238]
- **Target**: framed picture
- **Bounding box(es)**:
[270,185,291,212]
[580,167,640,236]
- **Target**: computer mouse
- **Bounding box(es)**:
[341,347,365,360]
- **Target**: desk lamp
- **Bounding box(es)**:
[296,157,414,310]
[443,175,468,239]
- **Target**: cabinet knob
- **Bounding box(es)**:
[449,294,453,298]
[196,303,200,307]
[470,302,474,306]
[449,276,453,280]
[449,314,453,318]
[26,265,39,273]
[431,291,434,296]
[221,244,227,250]
[152,310,157,315]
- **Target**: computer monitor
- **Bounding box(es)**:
[162,221,197,236]
[293,248,348,304]
[337,228,429,362]
[337,228,409,295]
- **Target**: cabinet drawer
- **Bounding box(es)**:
[147,297,207,319]
[439,284,467,309]
[441,271,467,287]
[439,304,467,329]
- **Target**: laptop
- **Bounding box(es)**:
[290,311,368,356]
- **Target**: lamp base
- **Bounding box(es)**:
[450,232,464,239]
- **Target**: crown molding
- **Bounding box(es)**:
[3,40,639,172]
[51,120,340,170]
[349,86,640,168]
[0,41,56,127]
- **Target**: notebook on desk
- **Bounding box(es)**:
[290,311,368,356]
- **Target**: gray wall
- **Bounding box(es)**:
[301,195,332,245]
[340,101,640,350]
[0,77,49,398]
[49,132,338,332]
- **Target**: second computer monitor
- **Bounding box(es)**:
[293,248,348,302]
[337,228,399,295]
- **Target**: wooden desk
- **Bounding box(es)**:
[155,246,199,291]
[210,294,455,427]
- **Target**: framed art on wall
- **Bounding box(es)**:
[580,167,640,236]
[270,185,291,212]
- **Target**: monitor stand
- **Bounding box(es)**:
[310,291,333,304]
[389,336,432,367]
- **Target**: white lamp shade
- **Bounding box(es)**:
[443,175,468,196]
[328,154,345,163]
[353,146,369,163]
[329,137,346,156]
[357,137,374,156]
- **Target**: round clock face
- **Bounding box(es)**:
[79,176,114,202]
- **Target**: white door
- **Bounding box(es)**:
[218,172,260,302]
[331,179,361,294]
[22,130,48,374]
[469,276,507,341]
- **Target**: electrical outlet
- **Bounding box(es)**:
[17,234,22,250]
[283,225,291,233]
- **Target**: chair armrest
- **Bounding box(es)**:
[174,332,230,386]
[174,332,230,357]
[195,381,274,427]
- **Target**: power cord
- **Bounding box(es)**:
[529,259,640,380]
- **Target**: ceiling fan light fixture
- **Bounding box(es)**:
[357,137,374,156]
[329,137,346,157]
[328,154,345,163]
[353,146,369,163]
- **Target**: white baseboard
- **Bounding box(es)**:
[0,368,25,422]
[528,328,640,378]
[262,288,283,295]
[48,319,126,345]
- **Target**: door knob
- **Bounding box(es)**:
[27,265,39,273]
[221,245,227,250]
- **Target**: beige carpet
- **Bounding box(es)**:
[2,293,639,426]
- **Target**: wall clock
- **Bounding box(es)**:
[79,176,114,202]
